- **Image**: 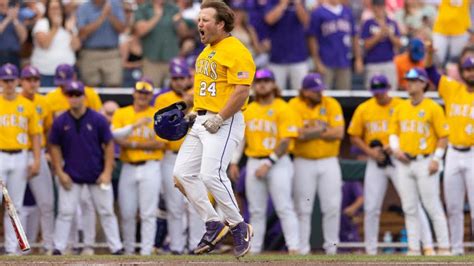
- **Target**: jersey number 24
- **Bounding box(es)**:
[199,81,217,97]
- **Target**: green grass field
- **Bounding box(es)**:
[1,254,474,265]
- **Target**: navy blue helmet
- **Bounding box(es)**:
[154,101,189,141]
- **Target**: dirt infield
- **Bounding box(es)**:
[1,254,474,265]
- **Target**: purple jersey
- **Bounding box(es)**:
[264,0,308,64]
[360,18,400,64]
[309,5,356,68]
[49,109,112,184]
[340,181,363,242]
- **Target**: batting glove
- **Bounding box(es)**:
[202,114,224,134]
[184,111,197,127]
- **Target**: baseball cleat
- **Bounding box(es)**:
[194,221,229,255]
[231,222,253,258]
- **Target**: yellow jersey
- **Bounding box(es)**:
[193,36,256,113]
[0,95,41,150]
[45,86,102,118]
[433,0,471,35]
[154,90,186,152]
[438,76,474,146]
[112,105,166,162]
[21,94,53,148]
[347,97,403,146]
[389,98,449,155]
[243,98,299,157]
[289,96,345,159]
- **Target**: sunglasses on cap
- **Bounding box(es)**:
[65,91,84,97]
[23,77,40,82]
[135,81,153,93]
[370,83,388,90]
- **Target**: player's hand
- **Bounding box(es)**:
[97,171,112,186]
[229,163,240,182]
[58,171,73,190]
[184,111,197,125]
[133,117,152,129]
[343,206,357,217]
[255,163,270,179]
[394,150,410,164]
[368,147,386,163]
[428,160,439,176]
[27,160,40,179]
[202,114,224,134]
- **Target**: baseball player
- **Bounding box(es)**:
[230,69,300,254]
[425,46,474,256]
[49,81,123,255]
[154,60,205,254]
[172,0,256,258]
[18,65,55,254]
[289,72,344,255]
[348,74,435,255]
[0,63,41,255]
[112,78,166,255]
[389,67,451,256]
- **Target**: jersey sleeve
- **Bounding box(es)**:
[48,118,62,145]
[226,48,256,86]
[277,105,299,139]
[438,75,457,102]
[88,89,103,111]
[111,109,124,130]
[98,114,113,144]
[347,104,364,137]
[328,99,345,127]
[431,103,449,138]
[28,106,42,136]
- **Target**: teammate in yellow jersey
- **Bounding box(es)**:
[19,65,55,254]
[425,44,474,256]
[289,73,344,255]
[388,67,451,256]
[45,64,102,118]
[229,69,299,254]
[432,0,471,65]
[172,0,256,258]
[348,74,434,255]
[154,59,204,254]
[0,63,41,255]
[111,78,166,255]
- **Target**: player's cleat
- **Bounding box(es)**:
[423,247,436,256]
[231,222,253,258]
[194,221,229,255]
[52,249,62,256]
[437,248,452,256]
[80,247,95,256]
[112,248,125,255]
[406,249,421,256]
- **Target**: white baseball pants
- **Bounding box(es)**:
[119,160,161,255]
[294,156,342,255]
[0,150,28,254]
[173,112,245,226]
[54,183,123,253]
[246,156,299,253]
[432,32,469,65]
[443,146,474,255]
[364,158,434,254]
[25,149,54,251]
[396,157,450,252]
[162,151,205,252]
[22,205,40,243]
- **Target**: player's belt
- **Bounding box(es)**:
[252,156,270,160]
[197,110,208,116]
[405,153,430,161]
[452,146,471,152]
[0,149,23,154]
[127,160,147,166]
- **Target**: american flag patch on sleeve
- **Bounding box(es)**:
[237,71,249,79]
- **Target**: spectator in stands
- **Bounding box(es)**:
[120,0,143,87]
[340,181,364,244]
[394,0,437,37]
[134,0,188,88]
[0,0,27,68]
[264,0,310,91]
[31,0,80,86]
[394,38,425,90]
[308,0,363,90]
[76,0,126,87]
[361,0,401,90]
[432,0,471,67]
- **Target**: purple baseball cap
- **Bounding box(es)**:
[64,80,85,95]
[405,67,428,82]
[169,61,190,78]
[370,74,390,93]
[254,68,275,80]
[54,64,75,86]
[0,63,19,80]
[461,56,474,69]
[301,73,325,91]
[21,65,40,79]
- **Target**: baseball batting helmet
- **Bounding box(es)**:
[154,101,189,141]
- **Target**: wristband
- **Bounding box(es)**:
[434,147,445,160]
[261,159,273,167]
[269,153,279,164]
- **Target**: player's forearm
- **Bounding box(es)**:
[49,144,64,173]
[435,137,448,150]
[319,126,344,141]
[218,85,249,120]
[31,134,41,165]
[349,196,364,212]
[136,140,165,150]
[102,141,114,175]
[350,136,372,156]
[273,138,290,157]
[231,137,245,164]
[112,125,134,139]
